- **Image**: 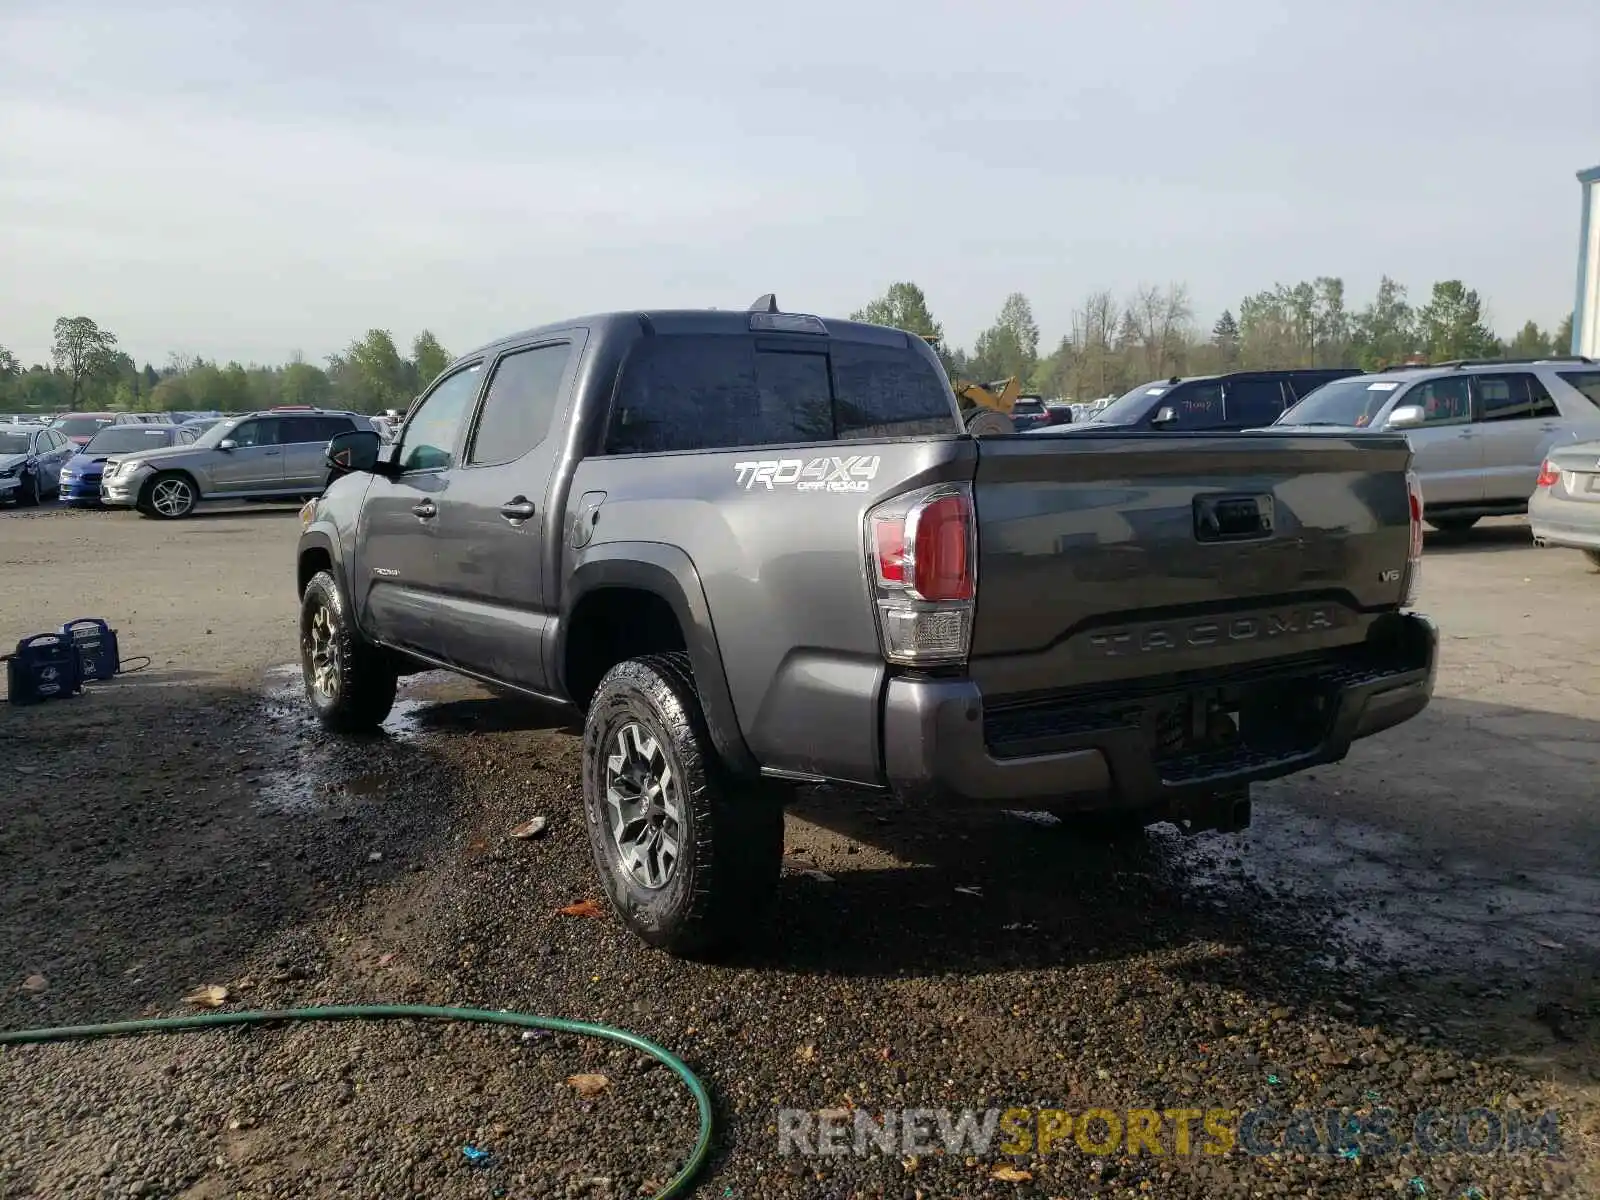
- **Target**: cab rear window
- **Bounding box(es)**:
[605,335,954,454]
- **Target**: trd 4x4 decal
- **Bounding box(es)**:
[733,455,881,493]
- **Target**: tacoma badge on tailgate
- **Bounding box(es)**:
[1085,605,1340,657]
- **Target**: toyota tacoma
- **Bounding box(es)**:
[295,296,1437,956]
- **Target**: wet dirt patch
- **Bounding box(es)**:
[252,665,441,813]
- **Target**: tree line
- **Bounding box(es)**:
[855,278,1576,401]
[0,277,1578,415]
[0,321,453,416]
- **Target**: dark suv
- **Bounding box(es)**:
[1068,369,1361,433]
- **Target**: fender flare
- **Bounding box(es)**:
[559,543,756,777]
[295,529,342,598]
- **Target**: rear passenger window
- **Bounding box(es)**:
[281,417,343,443]
[469,343,572,465]
[1224,378,1287,426]
[1477,374,1557,421]
[831,343,954,439]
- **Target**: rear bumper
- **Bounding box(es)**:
[1529,489,1600,550]
[882,612,1438,809]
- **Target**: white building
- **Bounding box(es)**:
[1576,165,1600,357]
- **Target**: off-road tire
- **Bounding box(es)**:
[139,471,199,519]
[299,569,398,732]
[16,471,40,507]
[964,408,1016,436]
[582,652,783,958]
[1426,515,1479,533]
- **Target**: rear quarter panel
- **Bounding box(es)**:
[565,440,976,784]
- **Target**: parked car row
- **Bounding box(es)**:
[1025,358,1600,572]
[2,406,398,514]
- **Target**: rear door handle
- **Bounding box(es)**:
[263,449,281,456]
[412,500,437,519]
[500,497,537,522]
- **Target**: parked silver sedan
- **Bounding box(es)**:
[1276,357,1600,532]
[1530,440,1600,569]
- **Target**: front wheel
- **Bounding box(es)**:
[16,471,40,507]
[299,570,398,732]
[1584,549,1600,572]
[582,653,783,958]
[141,472,198,519]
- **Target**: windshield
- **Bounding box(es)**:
[0,432,33,456]
[1092,381,1173,425]
[51,416,113,437]
[85,427,177,454]
[190,418,241,448]
[1012,399,1045,415]
[1278,378,1404,427]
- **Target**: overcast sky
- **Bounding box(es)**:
[2,0,1596,368]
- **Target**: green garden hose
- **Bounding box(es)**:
[0,1004,713,1199]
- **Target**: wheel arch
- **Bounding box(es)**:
[296,532,339,599]
[560,543,756,777]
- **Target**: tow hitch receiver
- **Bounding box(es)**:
[1170,786,1253,836]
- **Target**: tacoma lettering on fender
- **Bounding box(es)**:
[295,296,1437,957]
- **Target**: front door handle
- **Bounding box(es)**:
[412,500,437,519]
[263,449,281,456]
[500,497,537,522]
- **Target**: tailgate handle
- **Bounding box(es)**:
[1194,493,1274,542]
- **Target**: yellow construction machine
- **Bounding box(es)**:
[917,336,1018,433]
[952,375,1020,415]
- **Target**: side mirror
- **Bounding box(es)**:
[1151,406,1177,427]
[326,428,383,475]
[1384,405,1425,430]
[217,439,237,451]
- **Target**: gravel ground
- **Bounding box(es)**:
[1,508,1596,1199]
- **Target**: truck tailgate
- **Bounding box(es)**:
[968,431,1415,697]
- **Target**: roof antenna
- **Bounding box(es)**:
[748,294,779,313]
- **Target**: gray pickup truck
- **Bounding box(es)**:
[295,297,1438,956]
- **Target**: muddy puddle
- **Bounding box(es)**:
[246,664,1599,982]
[251,663,439,813]
[1163,800,1600,978]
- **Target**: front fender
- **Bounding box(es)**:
[560,542,756,777]
[296,527,344,599]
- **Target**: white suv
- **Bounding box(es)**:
[1275,357,1600,531]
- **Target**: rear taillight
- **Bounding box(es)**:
[1535,460,1560,488]
[1402,469,1423,606]
[866,484,976,665]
